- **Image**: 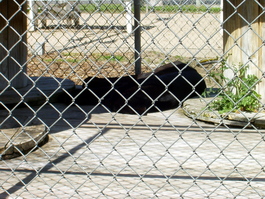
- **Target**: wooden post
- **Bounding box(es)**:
[223,0,265,103]
[0,0,28,90]
[125,1,132,34]
[28,0,39,31]
[196,0,201,7]
[149,0,163,7]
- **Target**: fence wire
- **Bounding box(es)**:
[1,0,265,198]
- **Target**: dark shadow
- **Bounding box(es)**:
[0,103,107,131]
[41,24,155,30]
[0,128,109,198]
[70,61,207,115]
[48,29,121,53]
[46,24,154,54]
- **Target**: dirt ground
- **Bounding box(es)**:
[27,50,220,88]
[27,12,222,88]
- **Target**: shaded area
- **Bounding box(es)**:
[0,129,109,198]
[40,24,155,30]
[64,61,206,115]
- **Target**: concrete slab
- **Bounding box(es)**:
[0,77,74,160]
[1,104,265,198]
[0,121,47,160]
[183,97,265,129]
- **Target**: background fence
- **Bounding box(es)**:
[1,0,265,198]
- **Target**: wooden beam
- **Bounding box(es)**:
[0,0,28,90]
[223,0,265,103]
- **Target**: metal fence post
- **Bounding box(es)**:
[134,0,141,75]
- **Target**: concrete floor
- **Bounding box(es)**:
[1,102,265,198]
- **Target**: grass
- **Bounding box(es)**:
[42,53,126,64]
[28,51,207,85]
[79,4,221,14]
[43,58,81,63]
[79,4,125,13]
[152,5,221,13]
[96,55,125,62]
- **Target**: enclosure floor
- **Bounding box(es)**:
[28,13,223,58]
[1,103,265,198]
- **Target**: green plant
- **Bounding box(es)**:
[79,4,221,14]
[209,61,261,113]
[95,54,125,62]
[43,58,80,63]
[80,4,125,13]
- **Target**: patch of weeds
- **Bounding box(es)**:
[95,54,126,62]
[174,55,185,62]
[80,4,221,14]
[62,52,80,57]
[80,4,125,13]
[65,58,80,63]
[209,59,261,113]
[42,58,54,62]
[43,57,80,63]
[145,5,221,13]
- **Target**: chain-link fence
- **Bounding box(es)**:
[1,0,265,198]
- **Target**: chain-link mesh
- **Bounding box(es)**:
[1,0,265,198]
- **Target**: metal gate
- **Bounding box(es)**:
[1,0,265,198]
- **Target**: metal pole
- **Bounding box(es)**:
[134,0,141,75]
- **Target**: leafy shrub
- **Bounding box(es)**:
[209,61,261,113]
